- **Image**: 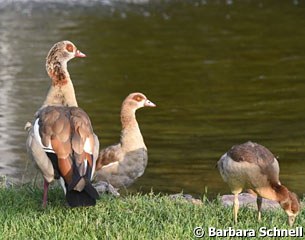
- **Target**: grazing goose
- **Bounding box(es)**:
[26,41,99,207]
[94,93,156,191]
[217,141,300,226]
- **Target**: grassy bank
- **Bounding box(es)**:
[0,185,304,240]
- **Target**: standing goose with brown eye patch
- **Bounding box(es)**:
[94,92,156,194]
[26,41,100,207]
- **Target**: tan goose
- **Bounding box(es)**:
[94,93,156,191]
[26,41,99,207]
[217,141,300,226]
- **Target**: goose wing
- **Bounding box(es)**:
[33,106,99,206]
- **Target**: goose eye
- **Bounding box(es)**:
[133,95,144,102]
[66,43,74,53]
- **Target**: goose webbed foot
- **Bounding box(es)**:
[93,181,120,197]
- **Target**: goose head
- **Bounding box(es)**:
[123,92,156,111]
[46,40,86,63]
[46,40,86,82]
[278,190,300,226]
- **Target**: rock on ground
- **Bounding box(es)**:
[221,193,280,210]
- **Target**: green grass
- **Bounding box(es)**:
[0,185,304,240]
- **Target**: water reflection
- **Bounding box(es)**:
[0,0,305,197]
[0,15,24,177]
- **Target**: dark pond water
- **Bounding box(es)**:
[1,0,305,198]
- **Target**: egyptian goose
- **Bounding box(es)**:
[26,41,99,207]
[217,141,300,226]
[94,93,156,190]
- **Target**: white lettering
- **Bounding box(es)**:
[259,227,304,237]
[208,227,255,237]
[207,227,303,238]
[209,227,216,237]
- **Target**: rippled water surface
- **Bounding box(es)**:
[1,0,305,197]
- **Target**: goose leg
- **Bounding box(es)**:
[233,193,239,224]
[257,196,262,221]
[42,179,49,208]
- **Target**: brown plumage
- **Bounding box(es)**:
[94,93,156,190]
[26,41,99,207]
[217,141,300,226]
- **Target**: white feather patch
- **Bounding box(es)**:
[84,159,88,173]
[59,177,66,194]
[101,161,119,169]
[84,137,93,154]
[33,118,55,153]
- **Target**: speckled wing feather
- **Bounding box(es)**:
[228,141,275,166]
[70,107,95,174]
[95,144,122,170]
[39,107,71,158]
